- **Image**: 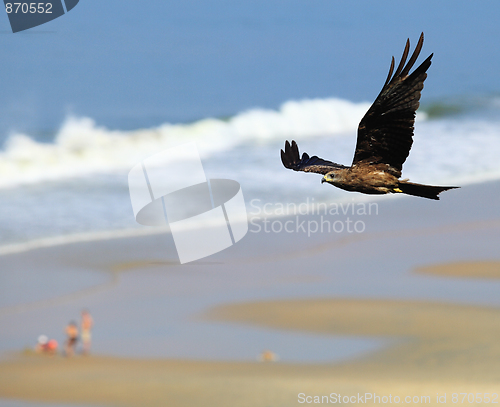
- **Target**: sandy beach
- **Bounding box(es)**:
[1,180,500,406]
[1,297,500,406]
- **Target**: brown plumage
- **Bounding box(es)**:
[280,33,459,200]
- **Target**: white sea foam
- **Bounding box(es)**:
[405,118,500,185]
[0,95,499,191]
[0,213,252,258]
[0,98,371,188]
[0,227,163,257]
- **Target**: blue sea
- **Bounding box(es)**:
[0,1,500,249]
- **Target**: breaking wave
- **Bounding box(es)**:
[1,94,500,189]
[0,98,371,188]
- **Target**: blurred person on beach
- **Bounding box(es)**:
[35,335,58,355]
[64,321,79,357]
[81,309,94,355]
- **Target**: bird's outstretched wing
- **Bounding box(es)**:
[352,33,432,174]
[281,140,347,175]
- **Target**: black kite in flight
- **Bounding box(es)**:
[281,33,458,200]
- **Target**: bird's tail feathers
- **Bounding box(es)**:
[397,181,459,200]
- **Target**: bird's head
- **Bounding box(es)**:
[321,171,337,185]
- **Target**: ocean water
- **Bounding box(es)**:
[1,96,500,248]
[1,0,500,247]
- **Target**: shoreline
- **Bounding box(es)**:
[1,177,499,260]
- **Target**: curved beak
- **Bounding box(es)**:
[321,177,326,184]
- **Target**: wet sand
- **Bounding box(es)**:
[416,261,500,279]
[207,298,500,381]
[1,181,500,406]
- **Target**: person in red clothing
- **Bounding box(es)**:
[35,335,58,355]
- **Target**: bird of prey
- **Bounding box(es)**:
[281,33,458,200]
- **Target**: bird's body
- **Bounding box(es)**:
[323,164,399,195]
[281,33,459,200]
